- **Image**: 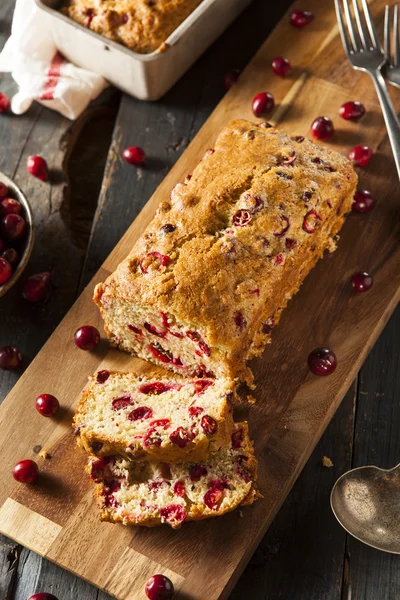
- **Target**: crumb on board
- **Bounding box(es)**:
[322,456,333,468]
[39,450,51,460]
[239,511,243,518]
[246,395,256,405]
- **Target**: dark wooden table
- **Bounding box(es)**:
[1,1,400,598]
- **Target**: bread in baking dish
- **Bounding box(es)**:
[94,119,358,386]
[61,0,203,54]
[74,369,234,463]
[88,422,258,528]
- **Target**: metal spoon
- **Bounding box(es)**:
[331,464,400,553]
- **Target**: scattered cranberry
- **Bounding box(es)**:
[224,69,240,90]
[1,248,19,267]
[122,146,145,166]
[272,56,291,77]
[0,182,8,199]
[35,393,60,417]
[339,101,365,121]
[0,198,22,217]
[13,459,39,483]
[0,345,22,369]
[1,213,26,241]
[308,348,337,376]
[252,92,275,117]
[0,256,11,284]
[352,189,375,213]
[0,92,10,113]
[351,271,373,293]
[290,10,314,28]
[311,116,334,140]
[348,145,372,167]
[74,325,101,350]
[26,156,48,182]
[28,594,58,600]
[22,272,51,303]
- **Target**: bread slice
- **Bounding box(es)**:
[74,370,234,463]
[88,422,258,528]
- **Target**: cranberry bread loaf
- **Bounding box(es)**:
[61,0,202,54]
[94,119,357,385]
[88,422,258,528]
[74,369,234,463]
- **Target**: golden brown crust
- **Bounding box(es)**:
[94,120,357,383]
[61,0,202,54]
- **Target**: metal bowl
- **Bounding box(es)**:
[0,172,34,298]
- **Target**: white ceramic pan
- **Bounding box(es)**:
[35,0,253,101]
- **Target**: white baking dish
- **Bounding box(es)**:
[35,0,253,101]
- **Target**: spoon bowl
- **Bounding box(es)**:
[331,463,400,554]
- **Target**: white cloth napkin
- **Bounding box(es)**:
[0,0,108,120]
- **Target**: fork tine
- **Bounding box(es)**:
[343,0,361,50]
[394,5,399,66]
[335,0,353,54]
[361,0,381,49]
[353,0,372,50]
[384,5,391,62]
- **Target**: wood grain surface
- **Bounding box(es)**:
[1,0,400,599]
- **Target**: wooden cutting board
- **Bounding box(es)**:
[0,0,399,598]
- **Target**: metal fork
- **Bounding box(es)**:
[383,4,400,88]
[335,0,400,179]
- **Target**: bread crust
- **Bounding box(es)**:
[94,120,357,384]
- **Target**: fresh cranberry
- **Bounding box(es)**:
[139,382,174,395]
[0,256,11,284]
[352,189,375,213]
[173,480,185,497]
[201,415,217,436]
[145,572,174,599]
[311,116,334,140]
[204,486,223,510]
[0,183,8,199]
[1,213,26,241]
[0,239,4,252]
[74,325,100,350]
[159,504,186,526]
[351,271,373,293]
[1,247,19,267]
[339,101,365,121]
[188,405,204,417]
[290,10,314,27]
[96,369,110,383]
[169,427,194,448]
[0,346,22,369]
[13,459,39,483]
[190,464,208,481]
[0,198,22,217]
[303,209,321,233]
[27,156,48,181]
[271,56,291,77]
[140,252,170,274]
[0,92,10,113]
[111,395,132,410]
[28,594,59,600]
[224,69,240,90]
[22,272,51,303]
[233,209,252,226]
[308,348,337,376]
[252,92,275,117]
[122,146,145,166]
[35,393,59,417]
[128,406,153,421]
[348,145,372,167]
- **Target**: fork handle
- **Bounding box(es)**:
[369,69,400,180]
